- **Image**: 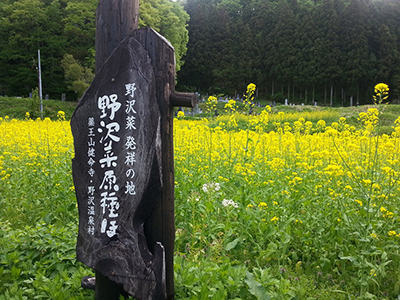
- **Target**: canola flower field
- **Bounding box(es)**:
[1,103,400,299]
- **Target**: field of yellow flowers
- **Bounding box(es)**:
[1,100,400,298]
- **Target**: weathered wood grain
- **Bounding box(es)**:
[95,0,139,73]
[171,92,197,108]
[131,28,177,300]
[72,36,166,299]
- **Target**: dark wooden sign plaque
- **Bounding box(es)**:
[72,35,166,299]
[71,12,195,300]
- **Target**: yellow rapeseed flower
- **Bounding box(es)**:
[206,96,218,114]
[355,199,363,206]
[258,202,267,208]
[224,99,238,113]
[270,216,279,222]
[246,83,256,95]
[373,83,389,104]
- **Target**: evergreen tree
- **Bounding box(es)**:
[266,1,298,100]
[179,0,400,102]
[314,0,343,104]
[340,0,375,103]
[292,2,319,103]
[247,0,274,95]
[178,0,219,91]
[375,24,396,81]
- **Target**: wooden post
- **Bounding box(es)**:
[94,271,129,300]
[131,28,196,299]
[94,2,141,299]
[95,0,139,73]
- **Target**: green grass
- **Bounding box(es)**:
[1,95,400,135]
[0,97,77,120]
[185,100,400,134]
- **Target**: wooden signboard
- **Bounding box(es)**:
[71,19,195,300]
[72,35,166,299]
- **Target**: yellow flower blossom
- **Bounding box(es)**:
[258,202,268,208]
[354,199,363,206]
[373,83,389,104]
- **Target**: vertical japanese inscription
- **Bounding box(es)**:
[125,83,137,197]
[97,94,122,238]
[84,84,139,238]
[87,117,96,235]
[72,36,166,298]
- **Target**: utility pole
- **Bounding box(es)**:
[38,49,43,119]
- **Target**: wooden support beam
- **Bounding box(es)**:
[171,92,197,108]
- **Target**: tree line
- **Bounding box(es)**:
[177,0,400,105]
[1,0,399,105]
[0,0,189,100]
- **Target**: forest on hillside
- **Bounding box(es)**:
[0,0,189,100]
[178,0,400,105]
[0,0,399,105]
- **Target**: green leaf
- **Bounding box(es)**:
[10,266,21,279]
[245,271,270,300]
[225,238,240,251]
[339,256,357,262]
